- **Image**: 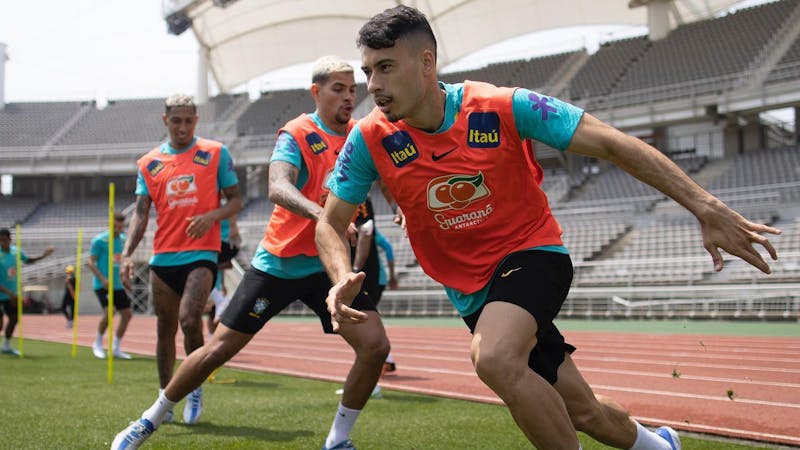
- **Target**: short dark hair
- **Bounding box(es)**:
[0,228,9,238]
[358,5,437,57]
[114,211,125,222]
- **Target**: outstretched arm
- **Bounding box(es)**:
[567,113,780,273]
[26,246,55,264]
[316,193,368,331]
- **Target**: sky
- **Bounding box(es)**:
[0,0,781,104]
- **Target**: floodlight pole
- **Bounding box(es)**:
[0,42,7,110]
[197,45,209,105]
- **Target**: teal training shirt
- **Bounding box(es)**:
[89,230,126,290]
[0,246,28,301]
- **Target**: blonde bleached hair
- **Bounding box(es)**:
[311,56,354,85]
[164,93,197,114]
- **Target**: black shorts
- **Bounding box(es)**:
[219,241,239,265]
[375,284,386,306]
[462,250,576,385]
[94,289,131,310]
[0,301,17,317]
[221,267,377,335]
[150,260,218,297]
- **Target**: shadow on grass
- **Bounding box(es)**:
[377,392,440,404]
[216,379,282,389]
[168,422,314,443]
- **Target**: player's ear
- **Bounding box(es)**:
[421,48,437,76]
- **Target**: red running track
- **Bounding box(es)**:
[19,315,800,447]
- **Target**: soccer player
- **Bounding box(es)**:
[118,93,241,427]
[0,228,55,355]
[112,56,388,450]
[315,6,781,450]
[86,212,133,359]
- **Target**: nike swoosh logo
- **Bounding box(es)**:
[432,146,458,161]
[500,267,522,278]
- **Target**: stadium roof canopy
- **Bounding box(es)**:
[163,0,747,92]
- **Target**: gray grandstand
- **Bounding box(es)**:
[1,0,798,320]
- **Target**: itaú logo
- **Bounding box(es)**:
[427,172,490,211]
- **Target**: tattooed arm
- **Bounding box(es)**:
[268,160,324,221]
[121,195,151,290]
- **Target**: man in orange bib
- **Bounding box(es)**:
[315,6,781,450]
[117,93,241,432]
[113,58,388,450]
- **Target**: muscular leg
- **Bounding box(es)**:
[150,270,182,388]
[471,302,579,450]
[178,267,214,357]
[554,354,638,448]
[336,310,390,409]
[164,324,253,401]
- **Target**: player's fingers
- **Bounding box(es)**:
[751,233,779,261]
[704,242,724,272]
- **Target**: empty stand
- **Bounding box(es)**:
[0,101,86,147]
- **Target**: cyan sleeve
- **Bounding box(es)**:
[327,125,379,205]
[512,88,584,151]
[135,170,149,196]
[217,146,239,189]
[375,230,394,262]
[89,237,102,259]
[270,131,303,169]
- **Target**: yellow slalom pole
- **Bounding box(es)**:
[71,229,83,358]
[15,224,24,358]
[107,183,115,384]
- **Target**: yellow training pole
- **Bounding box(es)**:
[15,224,23,358]
[107,183,115,383]
[71,229,83,358]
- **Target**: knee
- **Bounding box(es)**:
[471,341,518,387]
[179,314,203,336]
[355,334,391,363]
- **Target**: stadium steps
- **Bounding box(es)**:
[740,0,800,89]
[548,51,590,99]
[213,94,252,136]
[589,224,636,261]
[44,103,93,148]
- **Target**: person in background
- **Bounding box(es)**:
[0,227,55,356]
[118,93,241,428]
[62,264,76,328]
[87,212,133,360]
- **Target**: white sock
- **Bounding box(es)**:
[324,402,360,448]
[629,421,671,450]
[385,354,395,364]
[142,390,177,428]
[2,337,10,348]
[95,333,104,347]
[113,336,122,352]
